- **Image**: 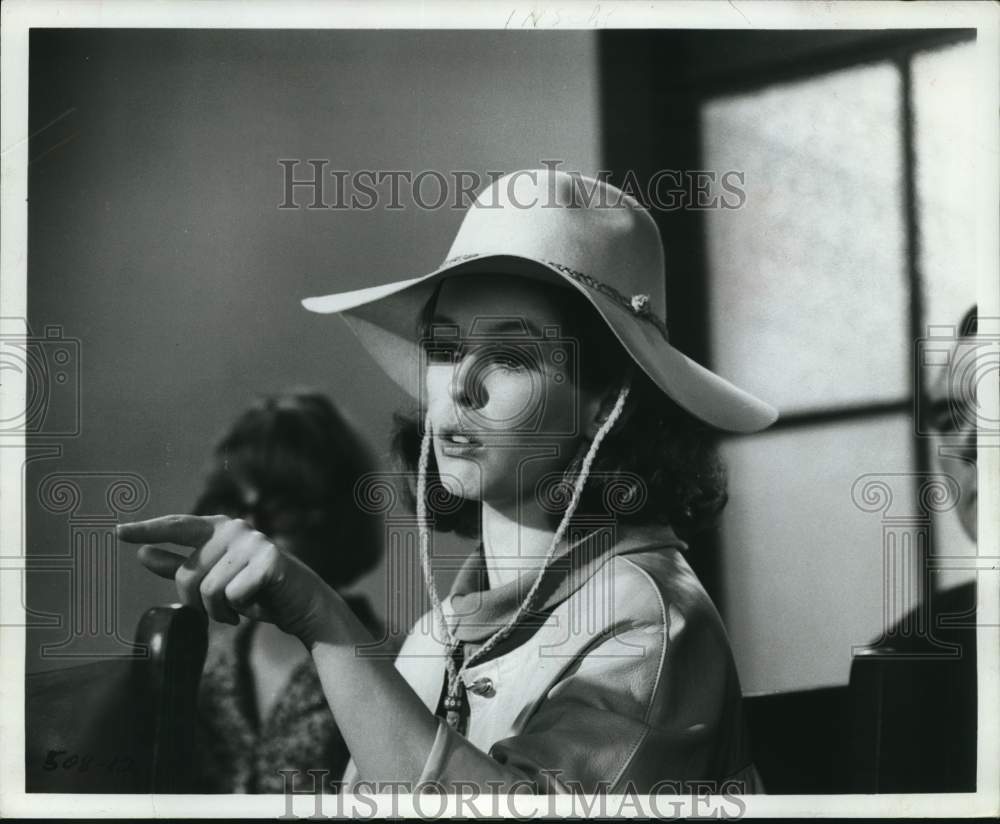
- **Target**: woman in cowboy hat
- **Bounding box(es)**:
[119,170,777,794]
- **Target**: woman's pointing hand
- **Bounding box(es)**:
[117,514,333,644]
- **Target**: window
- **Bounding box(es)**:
[701,37,979,692]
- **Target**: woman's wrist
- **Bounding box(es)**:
[296,584,365,651]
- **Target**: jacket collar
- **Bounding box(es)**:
[445,522,686,643]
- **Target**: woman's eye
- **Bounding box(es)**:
[495,356,525,371]
[425,342,534,372]
[481,347,528,371]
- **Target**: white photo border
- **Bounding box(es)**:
[1,0,997,818]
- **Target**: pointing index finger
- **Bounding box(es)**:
[116,514,217,548]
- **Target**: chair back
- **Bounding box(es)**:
[25,604,208,793]
[743,685,850,794]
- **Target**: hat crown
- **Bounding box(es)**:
[446,170,667,318]
[300,168,778,433]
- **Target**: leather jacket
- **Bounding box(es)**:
[342,524,760,794]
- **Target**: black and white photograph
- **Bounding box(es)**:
[1,0,997,819]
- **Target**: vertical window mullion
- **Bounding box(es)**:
[899,54,936,602]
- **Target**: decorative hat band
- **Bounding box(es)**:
[440,253,668,342]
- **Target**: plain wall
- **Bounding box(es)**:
[25,29,601,671]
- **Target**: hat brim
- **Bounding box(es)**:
[302,255,778,434]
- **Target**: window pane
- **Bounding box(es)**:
[914,40,979,331]
[702,63,908,411]
[719,417,918,693]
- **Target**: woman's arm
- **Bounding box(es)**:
[117,514,439,782]
[300,586,441,782]
[118,514,743,793]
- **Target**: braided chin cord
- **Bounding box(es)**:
[417,375,633,711]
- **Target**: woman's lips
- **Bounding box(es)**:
[436,430,483,457]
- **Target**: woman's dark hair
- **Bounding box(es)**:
[392,275,729,540]
[193,390,382,589]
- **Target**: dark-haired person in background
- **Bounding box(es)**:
[917,304,980,791]
[852,305,981,793]
[190,391,383,793]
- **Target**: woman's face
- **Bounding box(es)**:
[424,274,602,507]
[215,477,323,557]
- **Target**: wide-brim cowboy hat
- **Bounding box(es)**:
[302,169,777,434]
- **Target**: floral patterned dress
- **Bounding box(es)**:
[193,597,378,793]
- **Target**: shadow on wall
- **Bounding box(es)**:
[24,29,602,671]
